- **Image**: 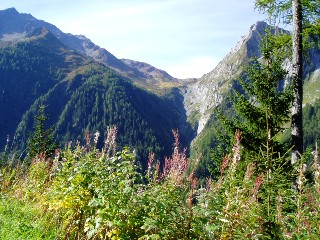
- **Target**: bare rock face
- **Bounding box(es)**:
[183,20,320,137]
[184,21,269,135]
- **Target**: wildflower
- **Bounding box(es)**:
[148,152,155,170]
[103,126,118,156]
[250,173,264,202]
[220,155,231,175]
[206,177,213,192]
[254,174,264,192]
[155,161,160,181]
[162,130,188,184]
[147,152,155,178]
[232,130,242,165]
[244,162,256,181]
[94,131,100,146]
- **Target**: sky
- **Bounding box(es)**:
[0,0,265,79]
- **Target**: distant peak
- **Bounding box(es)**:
[247,21,269,38]
[1,7,19,15]
[250,21,268,30]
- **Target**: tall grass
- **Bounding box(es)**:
[0,128,320,239]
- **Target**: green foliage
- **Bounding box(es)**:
[46,129,197,239]
[255,0,320,25]
[0,198,57,240]
[27,104,58,160]
[3,44,192,169]
[0,154,61,239]
[49,146,140,238]
[2,7,320,239]
[189,110,230,179]
[218,33,293,168]
[1,31,185,168]
[1,127,320,239]
[197,132,320,239]
[0,32,89,147]
[303,98,320,149]
[207,33,296,237]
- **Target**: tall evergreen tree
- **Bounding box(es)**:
[255,0,320,163]
[217,34,295,236]
[219,33,293,170]
[27,104,58,160]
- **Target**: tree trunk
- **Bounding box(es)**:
[291,0,303,164]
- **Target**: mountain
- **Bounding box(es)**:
[184,21,280,135]
[0,7,181,90]
[0,17,193,168]
[185,21,320,174]
[122,59,175,81]
[0,27,92,146]
[184,20,320,137]
[1,7,320,175]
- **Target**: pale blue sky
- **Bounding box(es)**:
[1,0,265,78]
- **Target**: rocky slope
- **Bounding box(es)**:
[182,21,320,137]
[121,59,176,81]
[184,21,269,135]
[302,47,320,105]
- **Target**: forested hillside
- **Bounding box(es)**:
[0,27,193,168]
[0,27,90,145]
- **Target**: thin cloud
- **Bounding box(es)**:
[165,56,219,79]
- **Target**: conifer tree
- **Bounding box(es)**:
[255,0,320,163]
[218,33,295,238]
[27,104,58,160]
[219,32,293,168]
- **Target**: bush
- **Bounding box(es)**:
[1,129,320,239]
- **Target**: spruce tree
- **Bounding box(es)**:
[218,32,295,238]
[255,0,320,163]
[219,32,293,169]
[27,104,58,160]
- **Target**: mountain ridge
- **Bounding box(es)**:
[0,26,194,167]
[183,21,267,135]
[184,21,297,136]
[2,7,320,173]
[0,8,180,88]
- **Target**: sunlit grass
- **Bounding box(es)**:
[0,197,58,240]
[303,70,320,105]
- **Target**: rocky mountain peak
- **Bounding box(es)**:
[184,21,273,135]
[0,7,19,15]
[250,21,269,32]
[227,21,268,60]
